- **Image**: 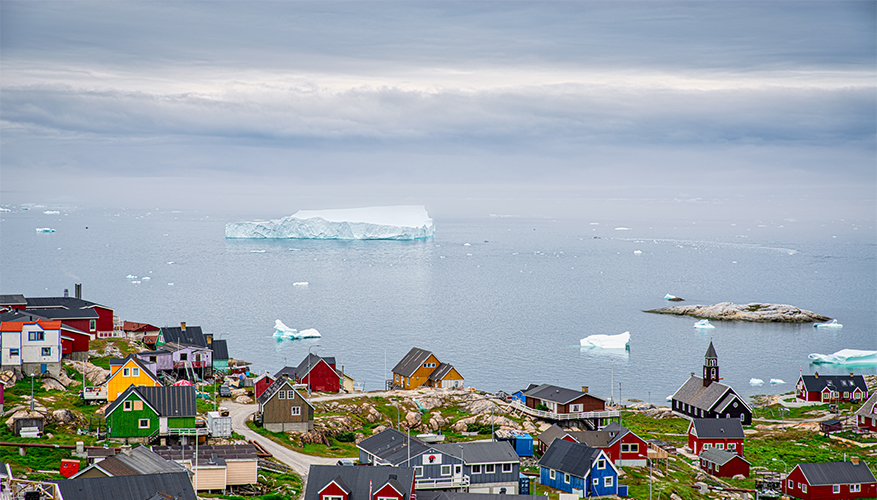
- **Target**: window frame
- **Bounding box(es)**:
[441,465,452,476]
[291,406,301,416]
[123,368,130,377]
[414,466,423,478]
[597,459,605,469]
[124,401,133,411]
[41,347,51,357]
[564,473,570,484]
[89,320,96,331]
[472,464,482,474]
[502,463,513,473]
[604,476,613,487]
[132,367,140,377]
[833,485,840,494]
[278,390,286,400]
[549,469,555,480]
[851,484,861,493]
[138,418,150,429]
[485,464,495,474]
[9,348,19,357]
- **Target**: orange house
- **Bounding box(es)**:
[105,354,161,401]
[390,347,464,390]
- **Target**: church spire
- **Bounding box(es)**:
[703,341,719,387]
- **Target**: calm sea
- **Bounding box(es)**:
[1,207,874,404]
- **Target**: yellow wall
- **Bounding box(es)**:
[226,460,258,485]
[193,466,227,490]
[107,359,160,401]
[406,354,440,389]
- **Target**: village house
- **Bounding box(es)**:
[389,347,464,390]
[276,353,342,393]
[305,464,416,500]
[561,422,647,467]
[210,338,229,373]
[256,376,314,432]
[0,320,65,376]
[854,393,877,433]
[253,372,274,399]
[671,342,753,425]
[52,471,197,500]
[784,459,877,500]
[18,286,116,338]
[153,444,259,492]
[513,384,616,430]
[1,311,92,362]
[104,385,200,443]
[105,354,162,401]
[698,447,750,478]
[687,418,745,456]
[71,444,191,479]
[795,373,868,403]
[538,438,623,497]
[158,323,210,348]
[122,321,161,344]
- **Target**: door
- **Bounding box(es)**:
[159,417,168,435]
[454,463,462,480]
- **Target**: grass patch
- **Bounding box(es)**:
[246,422,357,458]
[746,429,877,475]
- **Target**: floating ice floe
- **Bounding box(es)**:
[293,282,309,287]
[770,379,785,385]
[35,228,55,233]
[749,378,764,386]
[43,210,60,215]
[141,277,150,280]
[297,328,321,339]
[274,320,322,340]
[694,319,715,329]
[814,319,842,328]
[580,331,630,349]
[633,250,642,254]
[250,250,266,253]
[615,227,631,231]
[664,294,676,300]
[126,275,137,279]
[808,349,877,366]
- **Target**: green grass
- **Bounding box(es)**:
[745,429,877,475]
[246,422,358,458]
[182,469,303,499]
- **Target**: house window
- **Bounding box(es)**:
[441,465,451,476]
[150,356,157,362]
[278,391,286,400]
[89,320,96,331]
[788,480,793,489]
[472,465,482,474]
[570,404,583,412]
[851,484,861,493]
[138,418,150,428]
[549,469,555,480]
[9,349,18,357]
[132,368,140,377]
[180,353,187,361]
[41,347,51,357]
[604,476,613,487]
[717,444,724,450]
[502,463,512,473]
[28,331,45,341]
[564,473,570,484]
[592,478,598,486]
[833,485,840,494]
[486,464,495,474]
[123,368,130,377]
[629,443,638,453]
[597,459,605,469]
[291,406,301,416]
[324,496,343,500]
[415,466,423,477]
[801,484,807,493]
[727,443,735,450]
[124,401,132,411]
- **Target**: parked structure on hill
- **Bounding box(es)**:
[388,348,464,390]
[511,384,618,431]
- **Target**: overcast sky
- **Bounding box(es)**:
[1,1,874,220]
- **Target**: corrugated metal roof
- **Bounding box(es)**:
[160,326,208,348]
[211,339,229,361]
[537,424,567,446]
[391,347,433,377]
[138,385,197,418]
[26,296,110,310]
[537,438,604,478]
[53,471,196,500]
[427,363,457,382]
[671,376,737,412]
[0,295,26,305]
[356,428,429,465]
[292,354,336,380]
[698,447,747,467]
[797,462,877,485]
[305,465,415,500]
[691,418,745,440]
[523,384,602,405]
[153,444,258,461]
[572,422,632,448]
[432,441,518,465]
[22,307,98,320]
[799,374,868,394]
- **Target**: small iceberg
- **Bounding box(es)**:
[293,282,309,287]
[141,276,151,280]
[808,349,877,366]
[664,294,676,300]
[43,210,60,215]
[694,319,715,329]
[770,379,785,385]
[581,331,630,349]
[274,320,298,339]
[35,228,55,233]
[633,250,642,255]
[250,249,266,253]
[297,328,321,339]
[750,378,764,386]
[814,319,842,328]
[126,275,137,279]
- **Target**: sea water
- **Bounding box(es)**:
[1,207,874,404]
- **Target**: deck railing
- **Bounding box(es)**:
[415,475,470,489]
[508,400,619,421]
[174,361,207,369]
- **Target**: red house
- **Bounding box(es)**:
[688,418,745,456]
[276,354,340,393]
[536,423,646,466]
[854,393,877,433]
[304,464,415,500]
[784,460,876,500]
[60,324,92,361]
[699,448,750,478]
[254,372,274,400]
[22,294,115,338]
[796,374,868,403]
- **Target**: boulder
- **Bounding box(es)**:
[372,425,387,434]
[301,429,330,445]
[52,409,76,424]
[234,395,253,404]
[42,378,67,392]
[230,388,247,397]
[405,411,422,429]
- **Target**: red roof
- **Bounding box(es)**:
[123,321,160,332]
[0,320,63,331]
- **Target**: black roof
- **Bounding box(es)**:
[427,362,457,382]
[23,306,99,320]
[798,374,868,394]
[289,353,337,380]
[211,339,229,361]
[573,422,633,448]
[53,471,196,500]
[26,296,110,314]
[690,418,745,440]
[523,384,603,405]
[431,441,519,465]
[796,461,876,485]
[160,326,208,348]
[357,428,430,466]
[0,295,26,306]
[153,444,258,462]
[705,341,718,359]
[418,492,535,500]
[699,447,748,467]
[392,347,433,377]
[305,465,415,500]
[106,385,196,419]
[538,439,607,478]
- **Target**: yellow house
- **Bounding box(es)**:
[105,354,161,401]
[391,348,464,390]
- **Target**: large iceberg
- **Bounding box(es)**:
[580,331,630,349]
[274,320,322,340]
[226,205,435,240]
[808,349,877,366]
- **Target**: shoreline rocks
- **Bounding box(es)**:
[644,302,830,323]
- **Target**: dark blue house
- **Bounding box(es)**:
[538,439,622,497]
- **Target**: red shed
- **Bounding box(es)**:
[276,354,340,393]
[254,372,274,400]
[699,448,749,478]
[784,460,876,500]
[854,393,877,433]
[60,325,92,361]
[688,418,745,456]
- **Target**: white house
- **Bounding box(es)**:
[0,320,64,376]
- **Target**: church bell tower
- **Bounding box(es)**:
[703,341,719,387]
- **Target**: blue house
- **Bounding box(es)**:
[538,439,622,498]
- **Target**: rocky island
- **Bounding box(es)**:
[645,302,831,323]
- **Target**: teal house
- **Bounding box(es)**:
[210,339,229,373]
[105,385,201,443]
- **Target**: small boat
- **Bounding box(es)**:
[416,433,446,443]
[694,319,715,329]
[814,319,842,328]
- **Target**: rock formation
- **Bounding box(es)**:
[645,302,830,323]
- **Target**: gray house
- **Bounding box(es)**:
[357,429,520,493]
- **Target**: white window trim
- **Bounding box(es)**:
[549,469,555,480]
[291,406,301,416]
[414,466,423,477]
[604,476,613,487]
[472,465,482,474]
[485,464,495,474]
[851,484,861,493]
[132,368,140,377]
[124,401,132,411]
[441,465,452,476]
[323,496,343,500]
[832,485,840,494]
[597,459,605,469]
[502,463,512,473]
[564,473,570,484]
[138,418,150,429]
[279,390,286,400]
[123,368,130,377]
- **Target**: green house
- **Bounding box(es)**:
[105,385,199,440]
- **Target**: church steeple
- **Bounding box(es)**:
[703,341,719,387]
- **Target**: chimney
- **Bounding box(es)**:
[851,457,860,465]
[850,372,854,377]
[582,386,588,393]
[120,444,132,456]
[814,372,819,378]
[691,372,695,377]
[64,289,69,298]
[181,322,186,331]
[75,283,82,299]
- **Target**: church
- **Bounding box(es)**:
[671,342,752,425]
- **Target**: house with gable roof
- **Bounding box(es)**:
[854,393,877,433]
[536,423,646,466]
[104,354,162,401]
[71,444,191,479]
[671,342,752,425]
[688,418,745,456]
[0,319,65,376]
[158,323,209,348]
[52,471,198,500]
[538,439,622,497]
[796,373,868,403]
[784,459,876,500]
[698,447,750,478]
[276,353,341,393]
[511,384,617,430]
[389,348,463,390]
[104,385,200,442]
[256,376,314,432]
[24,289,115,337]
[305,464,416,500]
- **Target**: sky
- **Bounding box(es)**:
[1,1,875,221]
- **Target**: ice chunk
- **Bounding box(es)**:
[35,228,55,233]
[633,250,642,254]
[226,205,435,240]
[250,250,266,253]
[814,319,842,328]
[664,294,676,300]
[770,379,785,385]
[694,319,715,329]
[43,210,60,214]
[297,328,321,339]
[749,378,764,386]
[126,275,137,279]
[274,319,298,339]
[615,227,631,231]
[293,282,309,286]
[808,349,877,366]
[580,331,630,349]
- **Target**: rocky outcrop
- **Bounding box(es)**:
[645,302,830,323]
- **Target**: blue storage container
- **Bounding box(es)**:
[515,433,533,457]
